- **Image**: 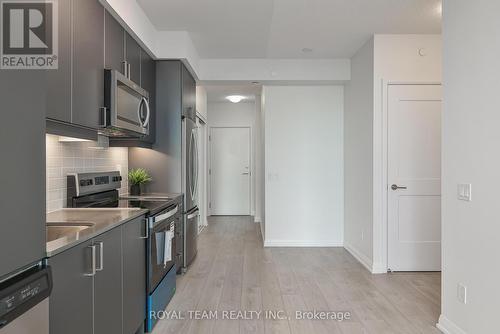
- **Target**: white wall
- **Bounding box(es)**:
[343,34,442,272]
[196,86,208,120]
[258,94,266,240]
[207,101,259,216]
[344,38,374,269]
[438,1,500,333]
[372,34,442,271]
[263,86,344,247]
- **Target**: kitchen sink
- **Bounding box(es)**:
[46,222,95,243]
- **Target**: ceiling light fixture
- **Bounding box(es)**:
[226,95,245,103]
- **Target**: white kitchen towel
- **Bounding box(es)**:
[163,230,174,265]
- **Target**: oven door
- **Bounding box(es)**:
[147,205,178,293]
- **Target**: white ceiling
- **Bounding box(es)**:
[204,84,262,103]
[137,0,442,59]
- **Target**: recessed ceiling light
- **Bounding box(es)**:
[302,47,313,53]
[251,81,260,85]
[226,95,245,103]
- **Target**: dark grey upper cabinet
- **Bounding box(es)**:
[105,11,125,74]
[72,0,104,129]
[49,240,94,334]
[122,217,147,334]
[46,0,71,123]
[126,33,141,84]
[182,64,196,114]
[94,228,123,334]
[140,50,156,144]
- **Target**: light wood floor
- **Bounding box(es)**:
[153,216,441,334]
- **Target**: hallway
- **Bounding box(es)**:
[153,216,441,334]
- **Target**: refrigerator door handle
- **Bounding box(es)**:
[187,210,199,220]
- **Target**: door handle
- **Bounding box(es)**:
[391,184,407,191]
[242,172,249,175]
[96,242,104,271]
[84,245,97,277]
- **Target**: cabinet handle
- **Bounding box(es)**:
[122,61,128,77]
[140,218,149,239]
[84,245,97,277]
[96,242,104,271]
[127,63,131,79]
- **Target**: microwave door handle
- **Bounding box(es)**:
[137,97,150,128]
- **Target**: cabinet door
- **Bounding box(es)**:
[49,240,94,334]
[125,33,141,84]
[181,64,196,114]
[72,0,104,129]
[105,10,125,74]
[140,49,156,144]
[93,228,122,334]
[46,0,71,123]
[122,217,147,334]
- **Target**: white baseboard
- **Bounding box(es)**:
[264,240,343,247]
[437,315,467,334]
[371,262,387,274]
[344,242,379,273]
[254,216,262,223]
[259,222,265,243]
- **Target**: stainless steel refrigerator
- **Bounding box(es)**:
[129,60,199,271]
[182,106,199,269]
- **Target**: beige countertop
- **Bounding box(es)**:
[46,208,148,257]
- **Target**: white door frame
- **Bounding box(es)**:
[377,81,442,273]
[196,115,208,232]
[208,126,253,216]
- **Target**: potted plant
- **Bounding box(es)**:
[128,168,152,196]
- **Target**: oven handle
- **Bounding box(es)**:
[153,206,179,225]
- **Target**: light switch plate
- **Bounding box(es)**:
[457,184,472,201]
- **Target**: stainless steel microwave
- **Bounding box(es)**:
[102,69,150,137]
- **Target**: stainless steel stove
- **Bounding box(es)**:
[66,171,183,332]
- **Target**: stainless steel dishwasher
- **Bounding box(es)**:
[0,264,52,334]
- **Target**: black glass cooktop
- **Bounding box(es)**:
[88,199,174,215]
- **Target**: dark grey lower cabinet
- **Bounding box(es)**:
[49,216,146,334]
[49,240,94,334]
[122,217,147,334]
[94,228,123,334]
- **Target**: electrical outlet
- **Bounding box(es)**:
[457,184,472,201]
[457,283,467,304]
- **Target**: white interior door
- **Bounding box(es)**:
[210,127,251,215]
[388,84,442,271]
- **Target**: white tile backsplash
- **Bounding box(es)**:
[46,134,129,212]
